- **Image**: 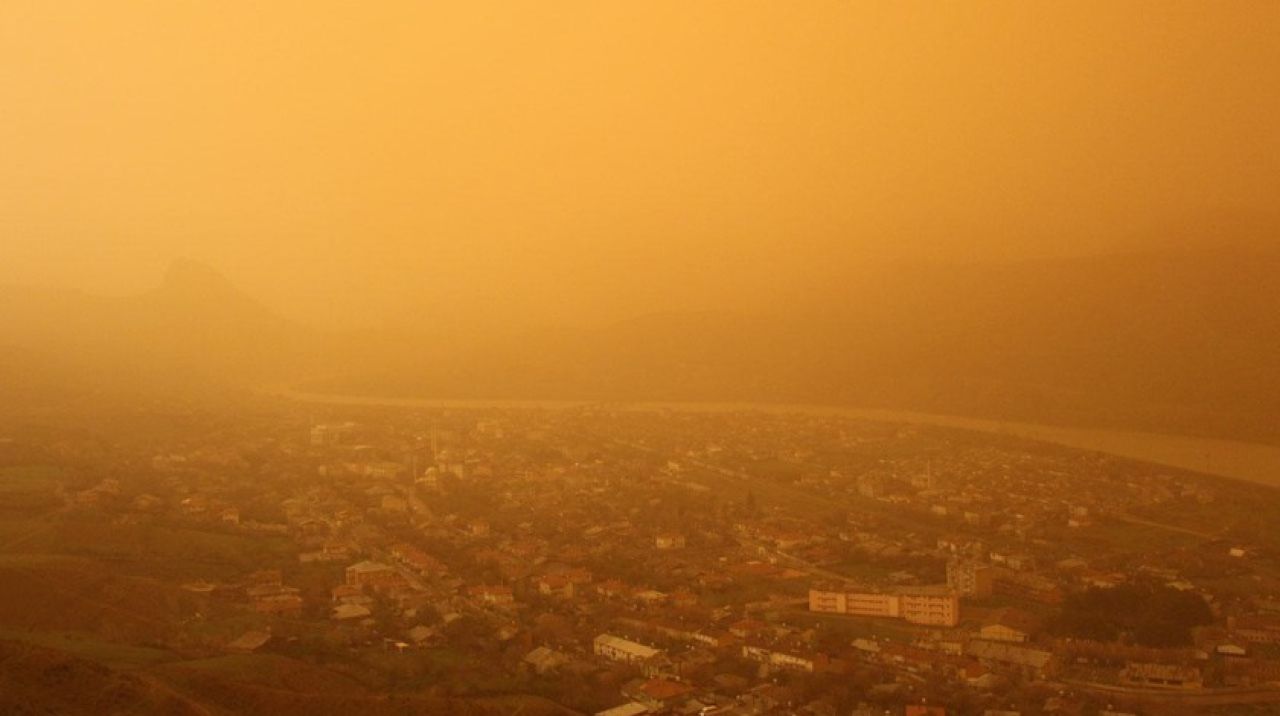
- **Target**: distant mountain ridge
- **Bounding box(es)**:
[0,259,324,405]
[2,248,1279,443]
[313,245,1280,443]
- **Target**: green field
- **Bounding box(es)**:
[0,628,177,669]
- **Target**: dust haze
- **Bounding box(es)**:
[2,3,1280,715]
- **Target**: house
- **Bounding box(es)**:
[523,645,571,675]
[226,630,272,653]
[568,566,595,582]
[1230,615,1280,645]
[1120,662,1203,689]
[331,584,369,604]
[980,623,1029,643]
[655,533,686,550]
[729,618,770,639]
[966,640,1055,678]
[670,589,698,608]
[1215,643,1248,657]
[597,579,633,599]
[979,609,1037,643]
[345,561,398,588]
[467,584,515,606]
[390,543,448,577]
[993,569,1063,604]
[536,574,575,599]
[741,645,818,673]
[594,703,650,716]
[331,603,372,621]
[633,590,667,605]
[622,678,695,710]
[406,624,439,645]
[253,592,303,617]
[246,568,283,587]
[593,634,663,665]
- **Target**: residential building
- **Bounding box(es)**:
[594,633,663,665]
[809,584,960,627]
[947,559,994,598]
[1120,662,1203,690]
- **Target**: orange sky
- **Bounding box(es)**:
[2,1,1277,328]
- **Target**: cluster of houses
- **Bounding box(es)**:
[38,404,1280,715]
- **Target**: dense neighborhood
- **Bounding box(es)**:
[5,401,1280,715]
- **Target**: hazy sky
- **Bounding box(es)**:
[2,1,1277,329]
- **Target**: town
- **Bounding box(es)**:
[3,399,1280,716]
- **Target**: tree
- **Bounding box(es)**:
[1048,582,1212,647]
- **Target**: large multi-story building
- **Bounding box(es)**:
[947,559,994,597]
[900,588,961,626]
[809,584,960,627]
[846,591,901,619]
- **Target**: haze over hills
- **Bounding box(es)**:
[3,246,1278,444]
[312,244,1280,444]
[0,259,324,405]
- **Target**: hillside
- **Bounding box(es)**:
[0,260,325,409]
[3,248,1279,443]
[317,246,1280,443]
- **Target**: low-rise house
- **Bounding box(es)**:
[594,702,650,716]
[345,560,398,588]
[536,574,575,599]
[1120,662,1203,690]
[978,609,1037,643]
[406,624,440,645]
[1231,615,1280,645]
[594,633,663,666]
[331,603,372,621]
[331,583,370,605]
[656,533,686,550]
[390,543,448,577]
[992,569,1063,604]
[226,630,273,653]
[742,644,821,673]
[622,678,695,710]
[966,640,1055,678]
[729,618,770,640]
[597,580,633,599]
[468,584,515,606]
[523,645,571,675]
